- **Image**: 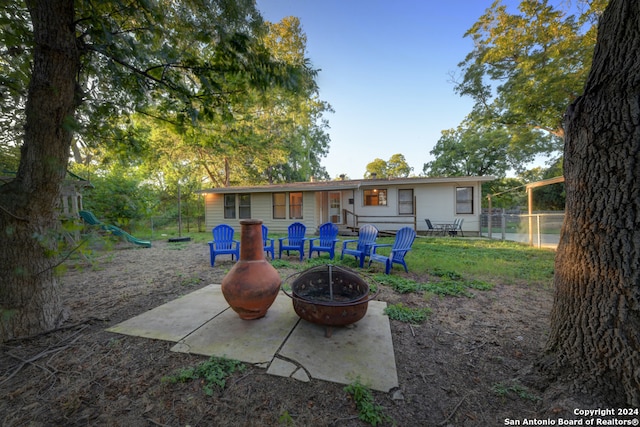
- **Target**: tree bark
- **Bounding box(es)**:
[541,0,640,406]
[0,0,79,342]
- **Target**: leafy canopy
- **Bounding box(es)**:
[424,0,607,179]
[1,1,317,177]
[364,154,412,178]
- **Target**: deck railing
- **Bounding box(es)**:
[342,209,416,231]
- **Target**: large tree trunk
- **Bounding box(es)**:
[0,0,78,342]
[541,0,640,406]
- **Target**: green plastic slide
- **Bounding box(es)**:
[79,210,151,248]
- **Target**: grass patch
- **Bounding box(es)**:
[372,272,494,298]
[270,259,293,269]
[162,356,246,396]
[384,303,432,324]
[344,379,393,426]
[373,274,422,294]
[401,237,555,286]
[174,231,556,288]
[491,381,541,401]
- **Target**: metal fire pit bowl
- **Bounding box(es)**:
[282,265,378,337]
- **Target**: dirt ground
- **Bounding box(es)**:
[1,238,604,426]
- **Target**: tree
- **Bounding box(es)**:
[364,154,412,178]
[364,158,388,179]
[519,158,565,210]
[455,0,607,159]
[386,154,412,178]
[540,0,639,405]
[125,16,332,187]
[481,178,527,209]
[423,119,514,177]
[0,0,79,342]
[0,0,309,342]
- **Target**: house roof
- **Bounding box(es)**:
[198,175,495,194]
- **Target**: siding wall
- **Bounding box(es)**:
[204,180,484,236]
[204,192,318,235]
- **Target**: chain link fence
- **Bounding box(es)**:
[480,210,564,248]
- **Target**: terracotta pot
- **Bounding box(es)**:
[221,219,281,320]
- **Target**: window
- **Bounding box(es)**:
[273,192,304,219]
[363,189,387,206]
[398,189,414,215]
[224,194,236,219]
[456,187,474,214]
[273,193,286,219]
[239,193,251,219]
[289,192,303,219]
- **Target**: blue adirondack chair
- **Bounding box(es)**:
[262,224,275,259]
[308,222,340,260]
[368,227,417,274]
[278,222,307,261]
[208,224,240,267]
[340,224,379,268]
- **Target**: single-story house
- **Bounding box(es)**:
[199,175,494,236]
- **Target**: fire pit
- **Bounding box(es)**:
[282,265,378,337]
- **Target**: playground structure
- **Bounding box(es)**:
[79,210,152,248]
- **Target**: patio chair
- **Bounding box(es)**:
[368,227,417,274]
[208,224,240,267]
[340,224,379,268]
[278,222,307,261]
[308,222,340,260]
[448,218,464,237]
[262,224,275,259]
[424,219,443,236]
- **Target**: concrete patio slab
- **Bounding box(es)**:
[106,283,398,392]
[277,301,398,392]
[106,285,229,341]
[171,293,300,365]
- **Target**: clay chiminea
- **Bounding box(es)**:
[221,219,281,320]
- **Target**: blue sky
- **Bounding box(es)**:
[256,1,522,179]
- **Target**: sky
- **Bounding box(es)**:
[255,0,524,179]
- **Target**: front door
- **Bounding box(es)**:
[329,192,341,224]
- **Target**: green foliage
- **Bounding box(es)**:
[492,382,541,401]
[278,410,295,425]
[482,178,527,209]
[521,158,565,210]
[373,264,493,298]
[430,269,463,280]
[373,274,423,294]
[2,0,330,190]
[384,303,432,324]
[365,153,412,178]
[403,237,555,286]
[270,259,294,269]
[81,168,155,229]
[162,356,246,396]
[344,379,392,426]
[456,0,606,156]
[423,120,514,178]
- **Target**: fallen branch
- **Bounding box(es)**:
[438,394,467,426]
[2,345,71,385]
[0,325,87,385]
